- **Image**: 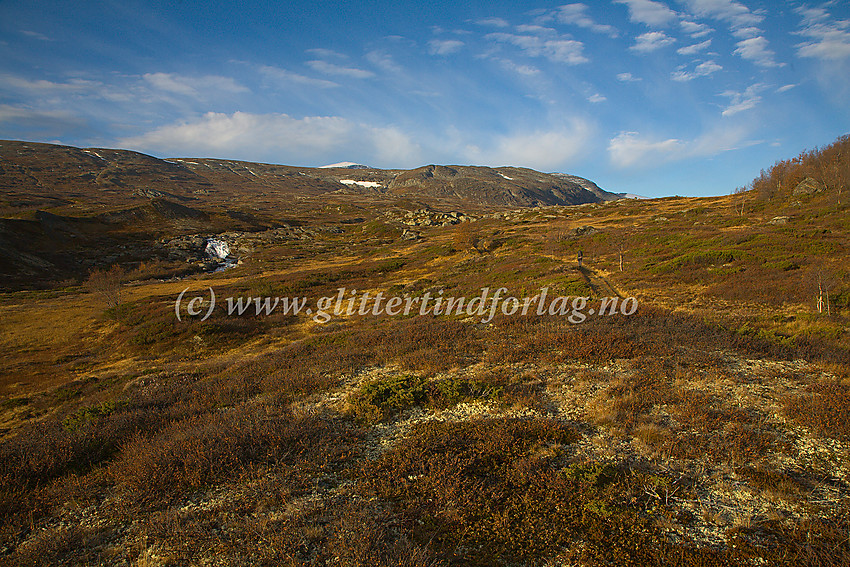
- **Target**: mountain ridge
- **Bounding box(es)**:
[0,140,620,215]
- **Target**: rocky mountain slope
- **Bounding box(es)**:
[0,139,620,288]
[0,140,617,217]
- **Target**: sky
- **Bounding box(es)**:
[1,0,849,197]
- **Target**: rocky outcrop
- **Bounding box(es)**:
[385,209,475,228]
[792,177,825,197]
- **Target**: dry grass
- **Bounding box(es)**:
[784,379,850,439]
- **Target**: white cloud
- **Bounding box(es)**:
[487,32,588,64]
[0,74,102,92]
[608,124,753,168]
[0,104,86,139]
[720,83,765,116]
[630,31,676,52]
[733,36,783,67]
[614,0,678,27]
[499,59,541,75]
[616,72,642,81]
[305,48,346,59]
[556,4,619,37]
[587,93,607,103]
[608,132,682,168]
[258,65,338,88]
[365,50,403,74]
[776,83,797,93]
[680,0,763,31]
[795,7,850,60]
[516,25,555,34]
[680,20,713,38]
[732,26,761,39]
[306,60,375,78]
[461,120,592,169]
[142,73,249,97]
[0,103,82,126]
[119,111,422,166]
[476,17,510,27]
[20,30,52,41]
[677,39,712,54]
[428,39,464,55]
[671,59,722,80]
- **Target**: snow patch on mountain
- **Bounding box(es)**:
[339,179,382,188]
[319,162,370,169]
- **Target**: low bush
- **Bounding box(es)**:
[784,379,850,439]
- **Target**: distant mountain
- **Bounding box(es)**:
[386,165,619,207]
[0,139,629,288]
[549,173,621,202]
[0,140,619,214]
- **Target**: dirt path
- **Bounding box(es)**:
[579,266,625,299]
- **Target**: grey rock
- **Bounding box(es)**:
[793,177,825,196]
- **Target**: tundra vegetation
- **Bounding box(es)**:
[0,136,848,565]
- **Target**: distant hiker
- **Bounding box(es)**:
[577,250,583,268]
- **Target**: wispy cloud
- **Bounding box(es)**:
[609,132,681,168]
[733,36,782,67]
[608,124,753,168]
[120,111,422,166]
[365,50,403,74]
[795,6,850,61]
[428,39,464,55]
[677,39,712,55]
[616,72,642,81]
[587,93,607,103]
[499,59,541,76]
[614,0,678,28]
[680,0,763,31]
[0,103,83,129]
[461,119,592,169]
[731,26,761,39]
[0,74,102,92]
[720,83,765,116]
[306,60,375,78]
[630,31,676,52]
[556,4,619,37]
[305,48,346,59]
[258,65,338,88]
[671,59,722,81]
[776,84,797,93]
[20,30,53,41]
[143,73,249,97]
[475,17,510,28]
[680,20,713,38]
[487,30,588,64]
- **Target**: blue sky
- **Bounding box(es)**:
[1,0,849,197]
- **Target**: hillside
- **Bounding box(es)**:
[0,140,615,216]
[0,137,848,566]
[0,140,617,288]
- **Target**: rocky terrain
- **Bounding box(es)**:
[0,140,622,289]
[0,136,848,566]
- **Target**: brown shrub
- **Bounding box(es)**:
[588,358,673,429]
[362,417,736,565]
[784,380,850,439]
[728,516,850,566]
[111,407,361,498]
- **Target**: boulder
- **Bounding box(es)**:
[792,177,825,197]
